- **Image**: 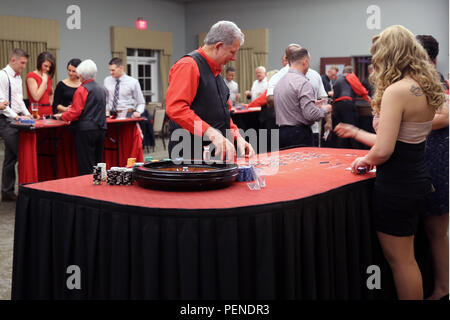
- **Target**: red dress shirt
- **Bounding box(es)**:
[345,73,370,101]
[166,47,239,139]
[247,89,268,108]
[61,79,94,122]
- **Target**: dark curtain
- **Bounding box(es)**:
[12,179,431,300]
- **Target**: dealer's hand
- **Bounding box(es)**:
[53,113,63,120]
[236,135,255,158]
[205,127,236,162]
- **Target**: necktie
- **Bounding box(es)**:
[112,79,120,111]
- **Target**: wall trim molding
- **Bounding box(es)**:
[0,14,60,50]
[110,26,173,58]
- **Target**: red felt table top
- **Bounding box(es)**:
[24,147,374,210]
[13,117,146,130]
[231,106,262,114]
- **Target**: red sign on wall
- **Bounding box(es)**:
[136,19,147,30]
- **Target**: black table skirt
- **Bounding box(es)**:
[12,179,432,300]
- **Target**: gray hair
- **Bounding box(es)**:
[204,20,244,46]
[256,66,266,73]
[76,59,97,80]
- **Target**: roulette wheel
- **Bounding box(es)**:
[133,160,238,191]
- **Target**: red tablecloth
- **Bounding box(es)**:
[18,118,144,184]
[231,106,261,114]
[26,147,374,209]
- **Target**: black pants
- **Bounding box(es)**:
[0,117,18,194]
[332,100,359,149]
[279,125,313,149]
[259,106,277,153]
[74,129,105,175]
[312,133,319,147]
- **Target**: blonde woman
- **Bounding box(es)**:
[335,25,445,300]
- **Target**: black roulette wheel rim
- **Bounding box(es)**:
[133,161,238,191]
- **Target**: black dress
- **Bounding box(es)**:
[423,75,450,216]
[425,126,449,215]
[52,81,78,114]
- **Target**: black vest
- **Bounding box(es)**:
[168,51,231,159]
[70,80,107,132]
[333,74,356,101]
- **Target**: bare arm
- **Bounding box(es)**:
[351,86,403,172]
[365,87,402,165]
[26,75,48,102]
[334,123,377,147]
[57,105,70,112]
[432,98,449,130]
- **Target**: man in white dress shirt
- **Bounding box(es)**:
[246,66,268,101]
[104,57,146,118]
[0,49,33,201]
[224,66,240,106]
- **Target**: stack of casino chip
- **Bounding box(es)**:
[18,118,35,125]
[106,167,135,185]
[107,167,121,185]
[236,165,254,182]
[92,166,102,185]
[122,168,134,185]
[357,167,367,174]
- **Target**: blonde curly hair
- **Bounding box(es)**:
[370,25,445,114]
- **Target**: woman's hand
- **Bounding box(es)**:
[334,123,359,139]
[41,72,49,85]
[351,156,372,174]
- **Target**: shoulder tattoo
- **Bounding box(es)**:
[409,85,423,96]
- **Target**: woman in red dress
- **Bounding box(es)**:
[26,51,55,117]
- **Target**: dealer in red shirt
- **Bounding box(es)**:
[54,59,107,175]
[166,20,255,161]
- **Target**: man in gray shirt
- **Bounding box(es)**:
[274,48,331,148]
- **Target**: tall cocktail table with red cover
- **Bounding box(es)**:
[17,117,144,184]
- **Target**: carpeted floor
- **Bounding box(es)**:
[0,137,169,300]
